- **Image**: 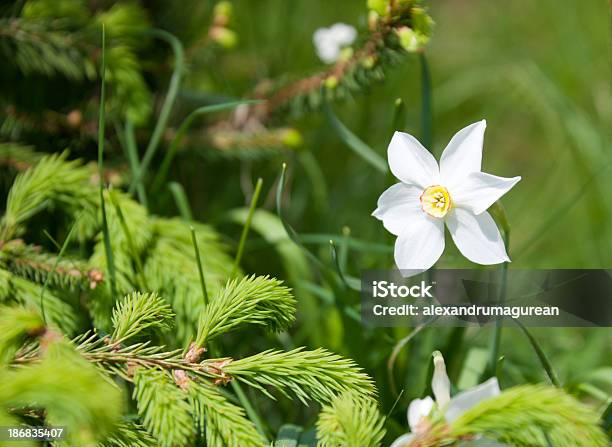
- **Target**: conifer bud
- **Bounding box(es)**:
[324,75,339,90]
[396,26,420,52]
[210,27,238,48]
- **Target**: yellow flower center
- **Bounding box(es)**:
[420,185,451,218]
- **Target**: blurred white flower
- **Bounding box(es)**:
[373,120,520,275]
[391,352,502,447]
[313,23,357,64]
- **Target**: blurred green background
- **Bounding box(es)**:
[165,0,612,435]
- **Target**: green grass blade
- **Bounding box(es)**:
[190,226,208,306]
[514,319,561,387]
[168,181,193,221]
[328,240,360,291]
[97,25,117,300]
[151,99,262,194]
[129,29,184,195]
[40,225,77,323]
[124,119,148,207]
[231,177,263,276]
[109,192,148,290]
[230,380,269,441]
[323,103,387,174]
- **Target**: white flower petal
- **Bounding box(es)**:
[329,23,357,45]
[388,131,439,189]
[394,214,444,272]
[451,172,521,215]
[313,23,356,63]
[372,183,422,236]
[313,28,329,46]
[445,378,501,423]
[313,28,340,63]
[446,209,509,265]
[407,396,434,431]
[390,433,415,447]
[432,352,451,408]
[439,120,486,188]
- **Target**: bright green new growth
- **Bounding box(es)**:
[0,339,122,446]
[144,218,234,342]
[99,422,158,447]
[316,392,386,447]
[0,152,95,240]
[0,268,77,333]
[188,381,266,447]
[0,305,43,365]
[223,347,375,405]
[0,239,93,291]
[133,367,195,447]
[449,384,608,447]
[195,274,296,346]
[111,291,174,341]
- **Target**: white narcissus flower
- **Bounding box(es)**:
[313,23,357,64]
[373,120,520,275]
[391,352,502,447]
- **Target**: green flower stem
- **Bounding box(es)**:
[420,53,433,150]
[488,229,510,378]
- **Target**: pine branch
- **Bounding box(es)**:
[230,0,433,124]
[0,239,102,290]
[195,274,296,346]
[89,190,153,326]
[99,422,158,447]
[410,384,609,447]
[187,125,302,156]
[0,142,42,171]
[111,292,174,342]
[316,392,386,447]
[188,381,266,447]
[14,333,376,411]
[0,268,78,334]
[0,18,95,80]
[0,152,97,241]
[132,367,195,447]
[220,348,376,405]
[449,384,608,447]
[0,305,44,366]
[143,218,234,344]
[1,2,153,124]
[0,338,123,446]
